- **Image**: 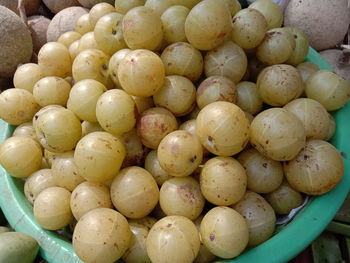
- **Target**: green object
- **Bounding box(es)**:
[334,192,350,224]
[311,232,344,263]
[344,237,350,262]
[0,232,40,263]
[327,221,350,237]
[0,47,349,263]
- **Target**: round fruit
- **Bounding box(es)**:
[136,107,178,149]
[94,12,127,55]
[265,180,304,215]
[33,76,71,107]
[157,130,203,177]
[196,101,250,156]
[204,40,248,84]
[122,6,163,50]
[38,42,72,78]
[146,215,200,263]
[236,81,263,115]
[110,166,159,219]
[284,98,330,139]
[34,187,73,230]
[0,6,33,78]
[305,70,350,111]
[256,28,295,65]
[73,208,131,263]
[96,89,136,135]
[284,140,344,195]
[196,76,237,110]
[51,152,85,191]
[0,88,40,126]
[108,48,132,88]
[160,176,205,220]
[185,0,232,50]
[71,181,113,220]
[161,42,203,82]
[200,156,247,206]
[257,64,303,106]
[67,79,106,122]
[74,131,126,183]
[144,150,172,186]
[72,48,114,89]
[232,191,276,246]
[118,49,165,97]
[13,63,44,93]
[161,5,189,44]
[250,108,306,161]
[248,0,283,29]
[231,8,268,49]
[34,107,82,152]
[0,136,42,178]
[200,206,249,259]
[122,216,156,263]
[153,75,196,116]
[237,148,283,194]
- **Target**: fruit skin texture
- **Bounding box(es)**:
[249,108,306,161]
[0,232,39,263]
[200,206,249,259]
[232,191,276,246]
[47,6,89,42]
[196,101,250,156]
[73,208,132,263]
[200,156,247,206]
[284,0,350,51]
[28,16,51,54]
[33,187,73,230]
[146,215,201,263]
[185,0,232,50]
[305,70,350,111]
[0,6,33,78]
[284,140,344,195]
[74,131,126,183]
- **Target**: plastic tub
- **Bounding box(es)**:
[0,47,349,263]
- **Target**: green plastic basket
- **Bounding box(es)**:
[0,47,349,263]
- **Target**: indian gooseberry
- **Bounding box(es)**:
[249,108,306,161]
[284,139,344,195]
[196,101,250,156]
[305,69,350,111]
[118,49,165,97]
[200,156,247,206]
[196,75,238,110]
[283,98,330,139]
[74,131,126,183]
[157,130,203,177]
[232,191,276,246]
[110,166,159,219]
[159,176,205,220]
[237,148,283,194]
[146,215,200,263]
[265,180,304,215]
[136,107,178,149]
[200,206,249,259]
[184,0,232,50]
